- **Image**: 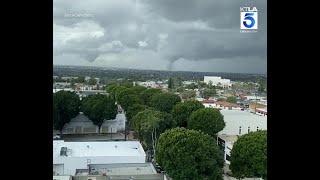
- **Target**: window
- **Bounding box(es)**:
[239,126,241,134]
[226,154,231,161]
[248,127,250,133]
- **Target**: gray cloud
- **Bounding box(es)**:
[53,0,267,73]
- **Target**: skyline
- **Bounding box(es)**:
[54,0,267,73]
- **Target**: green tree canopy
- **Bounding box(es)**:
[81,94,118,133]
[131,85,148,94]
[217,97,225,101]
[230,130,267,179]
[125,104,149,124]
[172,100,205,128]
[156,127,224,180]
[53,91,81,133]
[168,77,174,90]
[181,90,196,99]
[132,109,176,149]
[88,77,97,85]
[203,89,216,99]
[77,76,85,83]
[139,88,162,106]
[188,108,225,137]
[118,94,144,111]
[150,92,181,113]
[226,96,237,103]
[106,84,118,94]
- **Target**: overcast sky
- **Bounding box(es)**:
[53,0,267,73]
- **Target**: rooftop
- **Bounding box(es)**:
[218,109,267,135]
[216,101,240,108]
[218,135,239,144]
[89,163,157,175]
[53,140,145,158]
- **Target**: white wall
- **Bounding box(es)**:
[224,142,233,165]
[53,164,64,175]
[54,156,146,175]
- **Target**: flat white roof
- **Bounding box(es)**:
[219,110,267,135]
[89,163,157,175]
[53,140,145,158]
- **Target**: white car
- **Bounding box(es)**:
[53,135,61,139]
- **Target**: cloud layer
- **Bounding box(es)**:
[53,0,267,73]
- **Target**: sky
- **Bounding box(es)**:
[53,0,267,73]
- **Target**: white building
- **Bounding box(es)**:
[62,113,126,134]
[53,89,74,93]
[203,76,231,88]
[218,109,267,136]
[53,141,146,175]
[136,81,158,88]
[217,135,238,165]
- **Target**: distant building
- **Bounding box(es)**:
[203,76,231,88]
[53,88,74,93]
[61,76,78,81]
[53,141,146,175]
[136,81,157,88]
[75,83,98,91]
[183,81,198,85]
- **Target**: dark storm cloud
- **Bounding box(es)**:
[53,0,267,73]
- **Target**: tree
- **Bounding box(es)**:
[106,84,118,93]
[139,88,162,106]
[188,108,225,137]
[217,97,225,102]
[208,80,213,89]
[230,131,267,179]
[203,89,216,99]
[113,86,128,101]
[131,85,147,94]
[198,81,207,88]
[88,77,97,85]
[181,91,196,99]
[168,77,174,90]
[118,94,144,111]
[81,94,118,133]
[156,128,224,180]
[176,87,184,93]
[126,104,149,125]
[53,91,81,134]
[77,76,85,83]
[150,92,181,113]
[132,109,176,150]
[226,96,237,103]
[172,100,204,127]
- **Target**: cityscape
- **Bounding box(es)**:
[53,0,267,180]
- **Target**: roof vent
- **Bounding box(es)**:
[60,147,67,156]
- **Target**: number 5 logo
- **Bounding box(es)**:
[243,13,255,28]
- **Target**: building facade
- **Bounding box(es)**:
[203,76,231,88]
[62,113,126,134]
[53,141,146,175]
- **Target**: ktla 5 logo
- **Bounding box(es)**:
[240,7,258,29]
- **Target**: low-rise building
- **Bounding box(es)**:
[218,110,267,135]
[62,113,126,134]
[217,135,238,165]
[53,141,146,175]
